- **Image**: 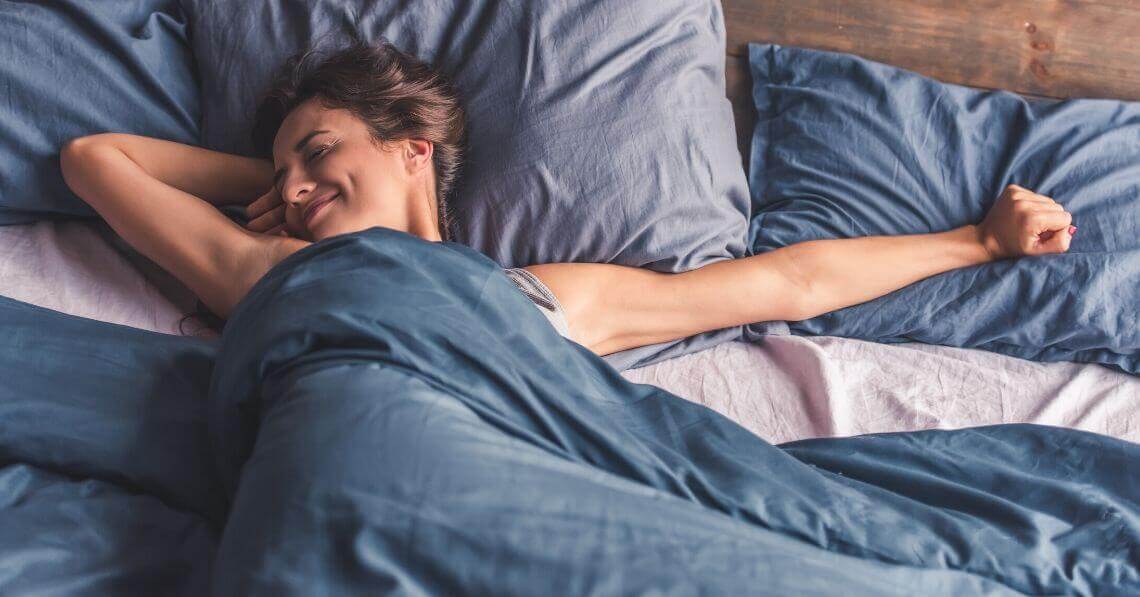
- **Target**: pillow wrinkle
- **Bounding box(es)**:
[181,0,750,369]
[750,43,1140,375]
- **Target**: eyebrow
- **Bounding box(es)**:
[272,129,331,190]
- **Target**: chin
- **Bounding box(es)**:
[308,221,360,243]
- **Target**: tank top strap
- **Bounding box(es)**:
[502,267,573,340]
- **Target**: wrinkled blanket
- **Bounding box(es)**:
[1,227,1137,594]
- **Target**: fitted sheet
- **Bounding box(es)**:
[2,220,1137,444]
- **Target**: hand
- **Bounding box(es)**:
[244,186,293,237]
[976,184,1075,260]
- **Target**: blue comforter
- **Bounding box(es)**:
[1,227,1137,594]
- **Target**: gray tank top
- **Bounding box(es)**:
[503,267,572,340]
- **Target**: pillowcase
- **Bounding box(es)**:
[0,0,200,224]
[180,0,751,369]
[747,43,1139,374]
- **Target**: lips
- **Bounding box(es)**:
[303,193,338,228]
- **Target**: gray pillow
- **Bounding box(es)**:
[0,0,200,224]
[181,0,751,368]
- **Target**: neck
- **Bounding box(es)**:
[407,176,443,242]
[409,217,443,242]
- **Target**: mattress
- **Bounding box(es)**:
[3,220,1137,444]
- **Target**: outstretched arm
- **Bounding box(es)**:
[529,184,1075,356]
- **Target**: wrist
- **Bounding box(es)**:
[967,224,1003,262]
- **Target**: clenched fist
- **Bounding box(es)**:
[976,184,1076,260]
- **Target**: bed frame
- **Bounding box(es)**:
[723,0,1140,164]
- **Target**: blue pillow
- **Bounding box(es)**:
[180,0,751,369]
[0,1,200,224]
[747,43,1139,374]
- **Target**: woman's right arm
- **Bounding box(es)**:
[73,133,274,207]
[60,136,294,318]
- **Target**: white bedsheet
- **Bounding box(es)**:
[4,220,1137,444]
[624,337,1138,444]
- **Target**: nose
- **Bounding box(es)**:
[281,173,316,207]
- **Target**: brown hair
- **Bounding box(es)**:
[250,38,467,241]
[179,39,467,337]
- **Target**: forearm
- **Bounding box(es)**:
[786,224,993,320]
[68,133,272,206]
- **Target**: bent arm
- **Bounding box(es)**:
[60,138,281,318]
[527,225,993,356]
[71,133,273,207]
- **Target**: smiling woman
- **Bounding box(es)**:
[246,41,467,244]
[60,39,1074,358]
[254,98,442,244]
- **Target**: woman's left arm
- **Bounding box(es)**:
[529,184,1074,356]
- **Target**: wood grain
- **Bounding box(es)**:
[722,0,1140,164]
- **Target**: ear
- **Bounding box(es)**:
[402,139,434,176]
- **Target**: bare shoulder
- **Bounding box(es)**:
[521,262,670,354]
[522,256,805,356]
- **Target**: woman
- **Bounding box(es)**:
[60,41,1076,357]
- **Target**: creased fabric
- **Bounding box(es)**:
[0,0,200,223]
[1,227,1136,593]
[207,227,1139,594]
[179,0,752,369]
[747,43,1139,374]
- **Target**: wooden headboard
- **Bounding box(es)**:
[723,0,1140,164]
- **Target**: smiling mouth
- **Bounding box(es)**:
[303,194,338,228]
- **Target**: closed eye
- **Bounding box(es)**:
[307,145,330,161]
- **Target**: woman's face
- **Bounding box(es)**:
[271,97,438,242]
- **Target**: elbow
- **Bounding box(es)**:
[60,134,120,166]
[60,135,102,180]
[59,138,89,192]
[60,134,123,177]
[61,134,105,160]
[770,248,818,322]
[788,279,818,322]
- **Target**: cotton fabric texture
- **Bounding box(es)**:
[179,0,752,369]
[747,43,1140,374]
[4,227,1136,593]
[0,0,200,224]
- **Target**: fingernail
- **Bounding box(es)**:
[1068,226,1077,235]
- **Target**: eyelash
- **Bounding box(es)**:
[275,140,336,196]
[307,145,331,161]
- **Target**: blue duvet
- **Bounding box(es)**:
[1,228,1137,594]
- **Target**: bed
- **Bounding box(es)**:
[1,0,1137,593]
[3,0,1135,444]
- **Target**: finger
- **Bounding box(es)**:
[1010,192,1052,203]
[1028,203,1066,212]
[1040,226,1073,253]
[1034,210,1074,233]
[245,189,282,219]
[246,204,286,232]
[1006,185,1057,203]
[265,223,286,236]
[245,192,269,219]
